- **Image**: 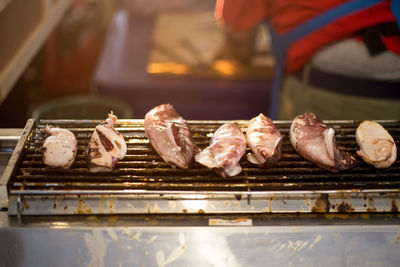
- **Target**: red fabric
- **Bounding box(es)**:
[382,36,400,54]
[215,0,400,72]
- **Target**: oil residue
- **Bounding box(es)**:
[324,213,350,220]
[107,196,114,213]
[99,196,105,213]
[337,201,355,212]
[366,197,376,212]
[311,194,330,212]
[77,199,92,214]
[391,198,398,212]
[22,198,30,209]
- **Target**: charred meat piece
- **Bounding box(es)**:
[246,113,282,167]
[87,112,127,172]
[43,126,77,168]
[144,104,198,169]
[289,113,356,173]
[356,120,397,168]
[195,123,246,177]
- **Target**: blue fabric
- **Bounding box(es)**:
[392,0,400,29]
[267,0,384,119]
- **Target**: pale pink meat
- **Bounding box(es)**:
[289,113,356,173]
[87,112,127,172]
[144,104,198,169]
[195,123,246,177]
[246,113,282,167]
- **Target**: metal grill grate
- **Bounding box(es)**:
[3,119,400,215]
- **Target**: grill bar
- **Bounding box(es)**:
[3,118,400,215]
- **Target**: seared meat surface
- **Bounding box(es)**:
[289,113,356,173]
[43,126,77,168]
[246,113,282,167]
[356,120,397,168]
[195,123,246,177]
[87,113,127,172]
[144,104,198,169]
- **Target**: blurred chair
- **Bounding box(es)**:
[32,94,133,120]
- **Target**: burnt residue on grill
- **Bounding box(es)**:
[391,199,398,212]
[4,119,400,215]
[337,201,355,212]
[311,194,330,212]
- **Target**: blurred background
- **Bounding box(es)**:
[0,0,274,128]
[2,0,398,128]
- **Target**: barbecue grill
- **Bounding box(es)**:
[1,118,399,216]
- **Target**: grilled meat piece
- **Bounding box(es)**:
[356,120,397,168]
[246,113,282,167]
[87,112,127,172]
[144,104,198,169]
[43,126,77,168]
[195,123,246,177]
[289,113,356,173]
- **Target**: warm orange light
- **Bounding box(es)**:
[147,63,188,74]
[212,59,237,76]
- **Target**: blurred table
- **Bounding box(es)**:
[94,10,272,120]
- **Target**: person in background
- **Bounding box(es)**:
[214,0,400,120]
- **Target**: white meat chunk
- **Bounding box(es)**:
[356,120,397,168]
[43,126,77,168]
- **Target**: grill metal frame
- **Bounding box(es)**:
[2,118,399,216]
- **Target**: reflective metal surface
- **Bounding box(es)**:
[1,213,400,267]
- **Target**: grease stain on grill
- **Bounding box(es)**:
[107,197,115,213]
[311,194,330,213]
[391,199,398,212]
[22,198,30,209]
[336,201,355,212]
[324,213,350,220]
[367,197,377,212]
[146,203,151,214]
[77,198,92,214]
[99,196,105,213]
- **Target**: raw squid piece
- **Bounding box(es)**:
[289,113,356,173]
[144,104,198,169]
[356,120,397,168]
[43,126,77,168]
[195,123,246,177]
[87,112,127,172]
[246,113,282,167]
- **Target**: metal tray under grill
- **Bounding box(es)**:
[1,118,399,216]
